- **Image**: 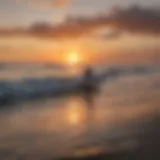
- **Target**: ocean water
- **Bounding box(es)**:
[0,64,159,159]
[0,64,109,104]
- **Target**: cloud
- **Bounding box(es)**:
[18,0,72,23]
[18,0,72,9]
[0,6,160,39]
[109,6,160,34]
[52,0,72,8]
[65,5,160,35]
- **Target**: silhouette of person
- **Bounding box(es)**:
[84,67,93,81]
[83,67,94,91]
[82,67,95,107]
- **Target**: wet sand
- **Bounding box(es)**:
[0,73,159,160]
[60,115,160,160]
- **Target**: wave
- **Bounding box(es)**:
[0,78,79,105]
[0,65,159,105]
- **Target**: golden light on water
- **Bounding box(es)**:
[69,109,80,125]
[66,99,87,125]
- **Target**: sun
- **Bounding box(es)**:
[66,51,81,66]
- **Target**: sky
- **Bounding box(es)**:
[0,0,159,65]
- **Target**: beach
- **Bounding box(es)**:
[0,0,160,159]
[0,65,159,160]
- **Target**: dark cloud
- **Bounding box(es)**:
[109,6,160,34]
[0,6,159,39]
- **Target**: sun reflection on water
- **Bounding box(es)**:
[66,98,88,126]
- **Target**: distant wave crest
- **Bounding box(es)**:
[0,65,159,105]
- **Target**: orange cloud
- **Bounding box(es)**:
[0,6,160,39]
[52,0,72,8]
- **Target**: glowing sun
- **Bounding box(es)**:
[66,51,81,65]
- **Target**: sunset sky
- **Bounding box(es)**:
[0,0,159,65]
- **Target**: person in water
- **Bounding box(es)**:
[82,67,96,107]
[83,67,95,93]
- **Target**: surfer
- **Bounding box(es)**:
[81,67,97,108]
[84,67,93,80]
[83,67,94,91]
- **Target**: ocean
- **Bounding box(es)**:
[0,64,159,160]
